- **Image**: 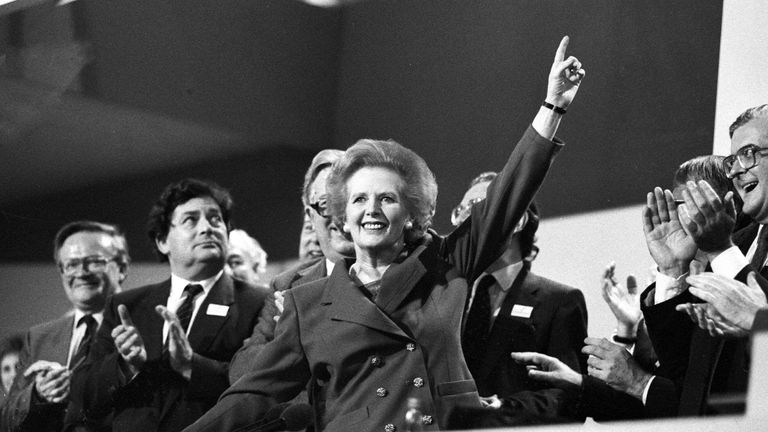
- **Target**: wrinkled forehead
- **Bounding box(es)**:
[460,181,491,206]
[59,231,118,260]
[731,117,768,153]
[309,167,331,201]
[170,196,222,219]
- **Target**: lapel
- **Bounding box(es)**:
[375,241,431,315]
[139,280,171,360]
[295,259,327,285]
[476,267,536,379]
[188,273,235,353]
[733,222,759,254]
[41,315,76,365]
[323,260,410,340]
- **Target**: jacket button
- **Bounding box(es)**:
[406,343,416,351]
[384,423,396,432]
[371,356,383,367]
[413,377,424,388]
[376,387,388,397]
[422,415,433,425]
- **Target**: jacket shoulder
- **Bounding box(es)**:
[28,314,73,337]
[272,258,324,291]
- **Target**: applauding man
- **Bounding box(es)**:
[70,179,269,432]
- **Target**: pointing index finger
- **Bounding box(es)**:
[554,35,569,63]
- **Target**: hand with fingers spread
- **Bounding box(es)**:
[546,35,586,109]
[581,337,651,400]
[510,352,582,390]
[677,180,737,256]
[24,360,70,403]
[112,304,147,376]
[601,262,641,337]
[642,187,698,278]
[156,305,194,379]
[675,272,768,337]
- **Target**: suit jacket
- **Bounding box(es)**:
[70,273,269,432]
[469,267,588,424]
[639,221,768,417]
[1,315,78,432]
[228,258,326,383]
[183,124,563,432]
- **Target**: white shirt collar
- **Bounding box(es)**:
[325,258,336,276]
[72,309,103,328]
[169,270,223,299]
[485,260,524,292]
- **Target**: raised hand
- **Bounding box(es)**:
[677,180,736,255]
[547,35,586,108]
[582,337,651,401]
[601,262,641,337]
[24,360,69,403]
[112,304,147,376]
[642,187,697,277]
[510,351,582,390]
[155,305,194,379]
[676,272,768,337]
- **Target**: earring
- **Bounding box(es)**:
[342,223,350,233]
[405,220,413,230]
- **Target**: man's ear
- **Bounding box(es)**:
[512,212,529,235]
[156,236,170,255]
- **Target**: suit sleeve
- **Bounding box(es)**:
[1,330,66,432]
[228,290,280,384]
[444,125,562,282]
[183,290,311,432]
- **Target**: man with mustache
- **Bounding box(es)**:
[70,178,269,432]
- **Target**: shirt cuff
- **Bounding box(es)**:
[654,272,686,304]
[710,245,749,278]
[642,375,656,405]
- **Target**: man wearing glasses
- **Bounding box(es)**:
[452,172,588,425]
[1,221,129,432]
[229,149,355,383]
[69,179,269,432]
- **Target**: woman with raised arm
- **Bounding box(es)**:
[183,36,584,432]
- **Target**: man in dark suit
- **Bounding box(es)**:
[452,172,588,425]
[70,178,269,432]
[1,221,129,432]
[229,149,354,382]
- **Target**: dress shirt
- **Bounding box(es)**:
[163,271,222,342]
[710,225,763,277]
[466,260,524,328]
[325,259,336,278]
[67,310,103,368]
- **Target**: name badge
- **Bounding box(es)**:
[206,304,229,317]
[510,304,533,318]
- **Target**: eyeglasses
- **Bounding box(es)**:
[724,144,768,178]
[59,256,117,275]
[308,198,330,219]
[451,197,485,227]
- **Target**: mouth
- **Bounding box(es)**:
[362,222,387,231]
[743,181,758,193]
[308,250,324,258]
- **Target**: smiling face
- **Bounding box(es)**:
[343,167,411,261]
[58,231,124,313]
[156,196,228,280]
[730,117,768,223]
[298,212,322,261]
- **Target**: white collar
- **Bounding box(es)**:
[169,270,223,298]
[72,309,103,328]
[325,258,336,276]
[484,260,524,292]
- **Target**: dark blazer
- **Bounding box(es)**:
[639,221,768,417]
[70,273,269,432]
[469,268,588,423]
[228,258,326,383]
[182,125,563,432]
[1,314,77,432]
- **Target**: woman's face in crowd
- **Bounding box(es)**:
[344,167,411,257]
[1,352,19,392]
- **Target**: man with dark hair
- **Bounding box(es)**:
[71,178,269,432]
[453,172,588,425]
[1,221,129,432]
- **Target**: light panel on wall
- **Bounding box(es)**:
[299,0,364,7]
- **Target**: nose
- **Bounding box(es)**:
[364,199,381,215]
[197,217,215,234]
[728,161,746,180]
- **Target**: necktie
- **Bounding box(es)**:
[751,226,768,272]
[70,314,97,370]
[177,284,203,334]
[462,275,496,373]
